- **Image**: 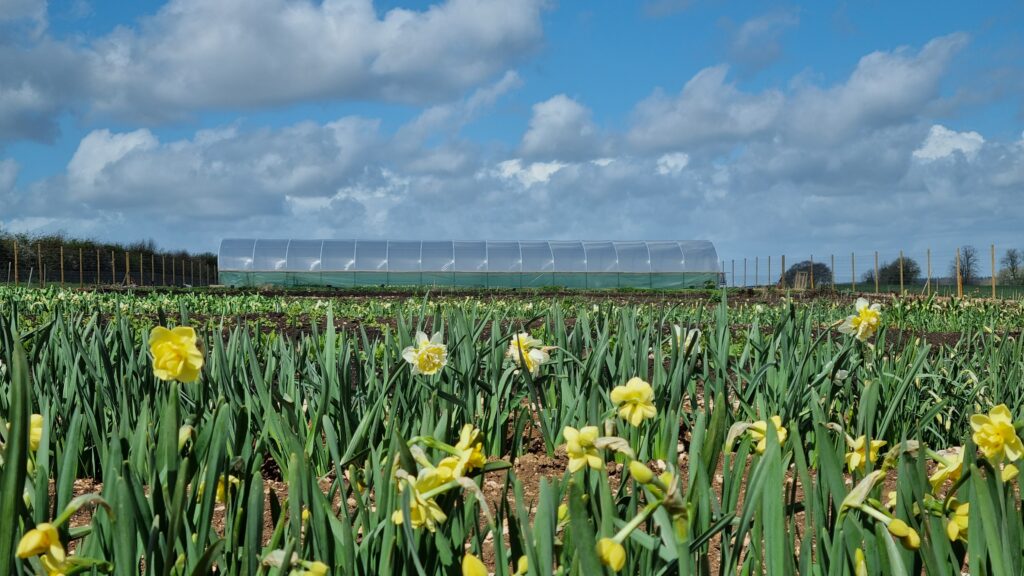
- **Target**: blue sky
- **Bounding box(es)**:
[1,0,1022,276]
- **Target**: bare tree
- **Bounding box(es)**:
[1001,248,1023,285]
[950,245,980,285]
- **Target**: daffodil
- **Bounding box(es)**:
[292,560,330,576]
[673,326,702,354]
[970,404,1024,463]
[462,553,487,576]
[629,460,655,484]
[16,523,63,560]
[401,331,448,376]
[886,518,921,550]
[928,447,963,492]
[595,538,626,572]
[513,555,529,576]
[149,326,204,382]
[609,377,657,426]
[945,502,969,542]
[391,466,449,532]
[446,424,487,477]
[29,413,43,452]
[838,298,882,341]
[507,332,550,376]
[215,475,240,504]
[1003,463,1019,482]
[564,426,603,473]
[845,436,886,472]
[747,416,787,454]
[854,549,868,576]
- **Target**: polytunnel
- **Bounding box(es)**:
[218,239,721,289]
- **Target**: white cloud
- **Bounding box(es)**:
[786,33,969,143]
[495,159,567,186]
[68,129,159,192]
[628,65,784,151]
[85,0,543,118]
[520,94,603,161]
[913,124,985,161]
[656,152,689,175]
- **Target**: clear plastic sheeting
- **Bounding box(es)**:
[219,239,721,289]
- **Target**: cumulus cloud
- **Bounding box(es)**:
[520,95,604,161]
[84,0,543,119]
[628,65,784,151]
[913,125,985,161]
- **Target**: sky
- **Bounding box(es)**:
[1,0,1022,275]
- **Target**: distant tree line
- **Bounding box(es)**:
[0,228,217,286]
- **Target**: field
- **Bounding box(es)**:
[2,286,1024,575]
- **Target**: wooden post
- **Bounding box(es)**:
[37,244,43,288]
[851,252,856,292]
[172,257,176,285]
[111,250,116,285]
[926,249,932,296]
[139,253,144,286]
[955,247,963,298]
[190,259,194,286]
[780,255,786,287]
[181,258,185,286]
[60,244,65,287]
[150,254,155,284]
[899,250,904,294]
[95,249,100,287]
[991,244,997,299]
[874,251,879,294]
[162,255,166,285]
[809,254,815,289]
[124,251,130,284]
[79,247,83,288]
[13,240,18,285]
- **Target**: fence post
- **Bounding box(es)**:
[809,254,815,289]
[851,252,856,292]
[172,257,176,286]
[111,251,116,285]
[780,255,786,287]
[139,252,144,286]
[874,251,879,294]
[151,254,155,284]
[60,244,65,287]
[95,250,100,287]
[190,259,194,286]
[13,240,18,285]
[162,255,166,286]
[955,247,962,298]
[926,249,932,296]
[899,250,904,294]
[79,248,83,288]
[124,251,130,284]
[991,244,997,299]
[37,244,44,288]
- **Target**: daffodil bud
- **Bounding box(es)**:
[629,461,655,484]
[462,553,487,576]
[178,424,194,454]
[595,538,626,572]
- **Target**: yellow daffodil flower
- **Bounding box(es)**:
[461,553,487,576]
[845,436,886,472]
[838,298,882,341]
[748,416,787,454]
[513,555,528,576]
[401,331,448,376]
[854,549,868,576]
[970,404,1024,463]
[449,424,487,477]
[609,377,657,427]
[1003,463,1019,482]
[629,460,655,484]
[596,538,626,572]
[391,467,449,532]
[929,447,963,492]
[149,326,204,382]
[564,426,603,473]
[215,475,240,504]
[16,523,64,561]
[507,332,550,376]
[945,502,969,542]
[292,560,330,576]
[29,413,43,452]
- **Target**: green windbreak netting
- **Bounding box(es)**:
[218,240,721,290]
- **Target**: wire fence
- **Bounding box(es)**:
[721,244,1024,299]
[0,240,218,288]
